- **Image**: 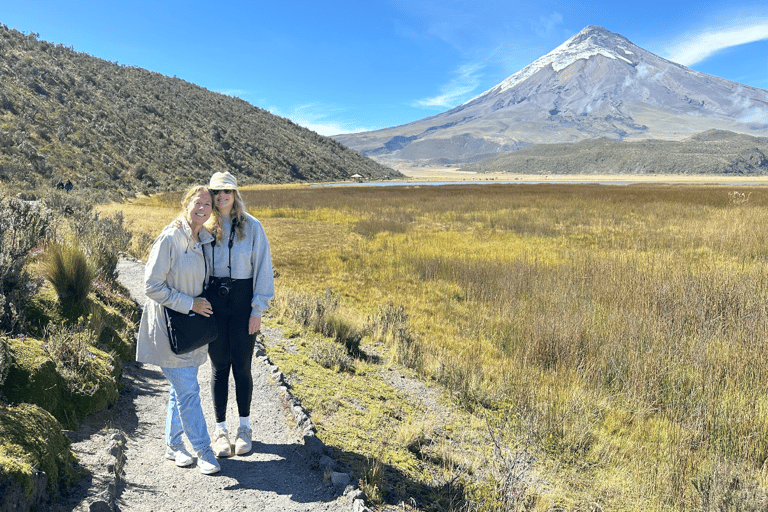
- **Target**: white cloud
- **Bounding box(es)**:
[533,13,563,38]
[414,62,484,108]
[267,103,377,136]
[666,18,768,66]
[218,89,248,97]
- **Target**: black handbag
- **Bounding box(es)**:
[164,303,218,355]
[163,252,218,355]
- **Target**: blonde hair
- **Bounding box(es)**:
[180,185,211,225]
[206,188,247,246]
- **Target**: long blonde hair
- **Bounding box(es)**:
[206,189,246,246]
[180,185,211,226]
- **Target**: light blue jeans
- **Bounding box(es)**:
[162,366,211,453]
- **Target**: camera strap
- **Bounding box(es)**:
[211,217,237,279]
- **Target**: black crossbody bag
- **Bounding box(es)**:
[164,247,218,355]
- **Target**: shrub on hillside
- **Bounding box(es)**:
[42,323,119,413]
[43,191,132,283]
[0,336,9,390]
[73,211,132,283]
[0,197,50,333]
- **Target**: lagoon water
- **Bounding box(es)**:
[313,179,768,188]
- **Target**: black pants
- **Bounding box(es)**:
[207,278,255,424]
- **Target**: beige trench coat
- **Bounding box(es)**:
[136,218,214,368]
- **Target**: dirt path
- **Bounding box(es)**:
[51,257,360,512]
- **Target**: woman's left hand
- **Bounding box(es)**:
[249,316,261,335]
[191,297,213,317]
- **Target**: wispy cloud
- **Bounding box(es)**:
[532,12,563,38]
[665,17,768,66]
[414,62,484,108]
[218,89,248,97]
[267,103,377,136]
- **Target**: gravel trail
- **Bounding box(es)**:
[51,257,359,512]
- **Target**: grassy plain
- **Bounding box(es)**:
[102,178,767,511]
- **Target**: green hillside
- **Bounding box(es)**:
[0,25,400,198]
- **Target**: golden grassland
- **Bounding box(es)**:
[100,180,768,511]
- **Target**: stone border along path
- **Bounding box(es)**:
[50,256,371,512]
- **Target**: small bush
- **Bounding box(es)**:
[43,242,94,319]
[129,231,155,261]
[318,314,362,357]
[43,191,131,283]
[0,196,50,332]
[42,323,117,403]
[72,211,132,283]
[277,288,339,330]
[0,336,9,390]
[275,289,363,357]
[310,337,354,372]
[367,302,421,370]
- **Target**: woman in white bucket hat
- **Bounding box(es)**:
[205,171,274,457]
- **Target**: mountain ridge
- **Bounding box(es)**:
[0,25,400,198]
[460,129,768,176]
[335,26,768,167]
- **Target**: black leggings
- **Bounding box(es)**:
[207,278,256,424]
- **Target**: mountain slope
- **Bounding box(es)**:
[335,26,768,165]
[0,26,400,197]
[460,129,768,176]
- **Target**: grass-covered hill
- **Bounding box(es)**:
[460,129,768,176]
[0,25,400,198]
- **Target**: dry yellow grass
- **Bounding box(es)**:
[103,182,768,511]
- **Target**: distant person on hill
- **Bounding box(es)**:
[64,179,73,193]
[136,185,221,475]
[205,171,274,458]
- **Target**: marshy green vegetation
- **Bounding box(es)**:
[0,186,138,507]
[106,181,767,511]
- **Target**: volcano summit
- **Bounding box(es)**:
[335,26,768,165]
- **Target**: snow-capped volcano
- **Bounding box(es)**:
[480,26,637,97]
[335,26,768,165]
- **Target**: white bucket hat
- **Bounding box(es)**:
[209,171,238,191]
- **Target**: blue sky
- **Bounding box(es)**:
[4,1,766,136]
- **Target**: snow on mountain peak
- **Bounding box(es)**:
[479,26,636,98]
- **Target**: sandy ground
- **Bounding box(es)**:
[390,163,768,185]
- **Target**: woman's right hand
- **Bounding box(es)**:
[191,297,213,317]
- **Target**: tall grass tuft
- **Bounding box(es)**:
[366,302,421,370]
[44,242,94,319]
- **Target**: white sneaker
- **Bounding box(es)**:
[196,447,221,475]
[234,426,252,455]
[211,428,232,458]
[165,443,194,467]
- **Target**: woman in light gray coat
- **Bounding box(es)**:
[136,185,220,475]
